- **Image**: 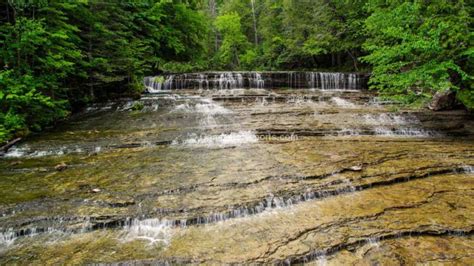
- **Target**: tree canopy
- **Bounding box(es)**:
[0,0,207,143]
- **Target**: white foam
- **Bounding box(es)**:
[4,145,90,158]
[195,103,232,115]
[4,146,27,158]
[331,97,355,108]
[0,230,17,247]
[367,237,381,248]
[368,97,397,106]
[123,218,173,245]
[287,96,314,106]
[316,255,328,266]
[214,88,247,95]
[337,128,360,136]
[256,97,268,106]
[363,113,417,125]
[172,103,192,112]
[374,127,438,137]
[174,131,258,148]
[172,101,232,115]
[462,166,474,174]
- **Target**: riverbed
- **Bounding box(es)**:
[1,84,473,264]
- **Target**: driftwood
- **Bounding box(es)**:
[0,137,22,155]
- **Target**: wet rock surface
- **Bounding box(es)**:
[429,89,457,111]
[0,87,473,264]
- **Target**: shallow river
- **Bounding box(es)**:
[1,87,473,264]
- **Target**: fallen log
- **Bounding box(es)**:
[0,137,22,155]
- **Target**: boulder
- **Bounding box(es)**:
[429,90,456,111]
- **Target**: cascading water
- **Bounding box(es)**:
[217,72,244,90]
[144,75,174,92]
[143,71,365,92]
[307,72,359,90]
[198,74,209,90]
[331,97,356,108]
[174,131,258,148]
[306,72,316,89]
[123,218,173,245]
[250,72,265,89]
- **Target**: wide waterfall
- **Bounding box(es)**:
[143,71,367,92]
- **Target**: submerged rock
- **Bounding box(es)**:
[429,90,456,111]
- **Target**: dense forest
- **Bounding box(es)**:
[0,0,472,144]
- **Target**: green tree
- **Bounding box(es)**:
[0,0,208,144]
[0,2,81,142]
[256,0,366,70]
[362,0,472,106]
[214,12,250,68]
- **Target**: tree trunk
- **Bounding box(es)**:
[208,0,219,52]
[347,50,359,71]
[251,0,258,45]
[6,2,10,23]
[0,137,22,154]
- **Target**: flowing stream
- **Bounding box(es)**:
[1,72,474,264]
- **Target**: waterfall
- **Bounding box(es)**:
[307,72,315,89]
[250,72,265,89]
[123,218,173,245]
[144,75,174,92]
[306,72,358,90]
[143,71,365,92]
[198,74,209,90]
[217,72,244,90]
[348,73,357,90]
[319,72,341,90]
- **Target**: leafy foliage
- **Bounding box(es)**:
[0,0,206,144]
[214,12,250,68]
[209,0,367,70]
[362,1,472,105]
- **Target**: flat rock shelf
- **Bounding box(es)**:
[1,82,473,264]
